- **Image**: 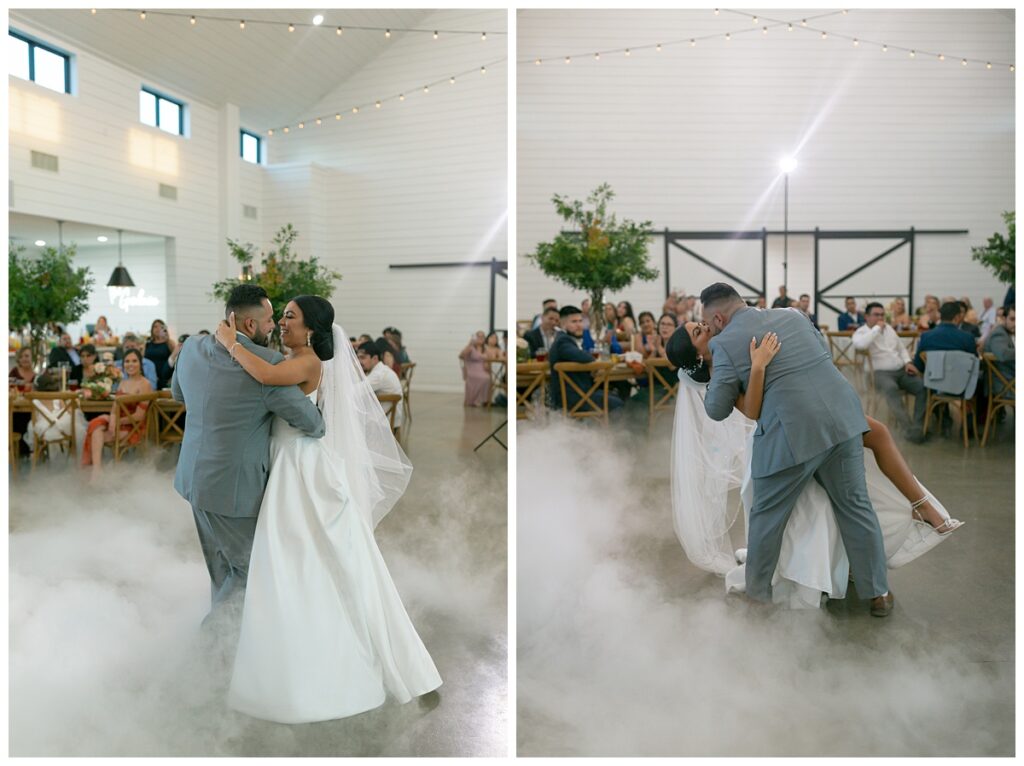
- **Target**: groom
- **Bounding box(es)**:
[698,283,892,616]
[171,284,325,617]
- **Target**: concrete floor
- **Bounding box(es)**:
[517,405,1014,756]
[9,392,508,757]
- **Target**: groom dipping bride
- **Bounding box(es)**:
[666,283,929,617]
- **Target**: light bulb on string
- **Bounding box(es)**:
[534,58,541,66]
[240,20,245,29]
[801,19,807,26]
[288,23,295,32]
[821,31,827,40]
[762,27,768,35]
[450,76,456,84]
[938,53,944,61]
[352,106,359,113]
[625,48,631,56]
[910,50,915,58]
[267,129,273,136]
[298,122,304,129]
[283,127,289,133]
[424,84,430,92]
[335,113,341,119]
[787,23,793,32]
[190,15,196,25]
[385,29,391,39]
[90,8,96,14]
[399,93,404,101]
[961,59,967,66]
[842,9,848,14]
[140,10,146,20]
[315,118,321,125]
[853,39,859,47]
[312,14,323,26]
[656,43,661,52]
[480,66,486,74]
[1010,65,1015,72]
[986,62,992,69]
[433,31,438,39]
[481,32,487,41]
[337,27,343,36]
[689,39,696,47]
[375,101,381,109]
[594,52,600,60]
[714,8,719,14]
[882,44,887,52]
[752,16,758,23]
[565,56,571,64]
[725,32,731,41]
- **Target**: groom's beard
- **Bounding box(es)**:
[250,329,271,347]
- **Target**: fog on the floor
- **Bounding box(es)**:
[9,450,505,756]
[517,419,1001,757]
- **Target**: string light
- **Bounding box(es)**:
[288,23,295,32]
[312,14,323,26]
[433,31,438,39]
[90,8,96,14]
[385,29,391,38]
[594,52,600,60]
[190,15,196,25]
[714,8,719,15]
[787,23,793,32]
[762,26,768,35]
[315,118,321,125]
[480,65,486,74]
[842,9,848,14]
[656,43,662,52]
[450,75,456,84]
[853,38,859,46]
[481,32,487,41]
[910,50,915,57]
[239,20,245,29]
[534,58,541,66]
[987,62,992,69]
[821,31,827,40]
[375,100,381,109]
[139,10,146,20]
[725,32,731,41]
[625,48,631,56]
[352,106,359,113]
[424,84,430,92]
[961,59,967,66]
[689,39,696,47]
[752,16,758,24]
[335,113,341,119]
[298,122,304,129]
[283,126,289,133]
[1011,65,1015,72]
[337,26,343,36]
[565,56,571,64]
[399,93,404,101]
[938,53,944,61]
[882,44,887,52]
[801,19,807,26]
[267,129,273,136]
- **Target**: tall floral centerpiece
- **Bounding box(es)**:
[527,184,657,334]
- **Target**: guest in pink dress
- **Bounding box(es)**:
[459,331,491,407]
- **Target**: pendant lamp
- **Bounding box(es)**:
[107,229,135,287]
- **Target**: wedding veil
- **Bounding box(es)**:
[318,323,413,529]
[670,370,755,575]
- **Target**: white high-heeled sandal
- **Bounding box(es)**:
[911,495,963,536]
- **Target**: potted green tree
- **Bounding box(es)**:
[211,224,342,347]
[9,243,94,370]
[971,210,1015,286]
[527,183,657,334]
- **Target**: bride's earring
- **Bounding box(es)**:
[306,333,312,347]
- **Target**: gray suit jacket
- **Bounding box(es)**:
[705,307,867,479]
[171,333,325,518]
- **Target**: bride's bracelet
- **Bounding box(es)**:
[228,342,240,359]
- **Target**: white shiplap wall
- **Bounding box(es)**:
[264,9,508,392]
[8,15,241,337]
[517,9,1015,329]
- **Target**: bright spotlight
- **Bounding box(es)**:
[312,14,324,26]
[779,156,797,173]
[97,236,108,242]
[34,240,46,247]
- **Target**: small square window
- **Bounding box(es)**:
[241,131,260,164]
[8,34,29,81]
[139,90,157,127]
[32,45,66,93]
[158,98,180,134]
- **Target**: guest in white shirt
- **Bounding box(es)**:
[356,340,404,428]
[853,301,926,442]
[979,296,998,339]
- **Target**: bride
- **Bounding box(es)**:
[667,318,963,609]
[214,295,441,723]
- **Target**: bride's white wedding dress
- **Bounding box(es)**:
[671,372,953,609]
[227,326,441,723]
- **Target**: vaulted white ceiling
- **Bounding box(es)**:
[9,8,444,130]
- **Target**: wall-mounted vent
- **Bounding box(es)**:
[30,150,59,172]
[243,204,258,219]
[158,183,178,200]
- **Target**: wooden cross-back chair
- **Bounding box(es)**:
[981,352,1015,447]
[826,331,864,390]
[106,392,159,461]
[515,361,549,420]
[399,362,416,424]
[486,359,508,410]
[376,393,403,442]
[150,390,186,448]
[897,331,920,357]
[646,357,679,429]
[554,361,614,425]
[919,351,978,448]
[24,392,80,469]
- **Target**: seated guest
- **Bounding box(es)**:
[47,333,81,369]
[458,331,491,407]
[636,311,658,357]
[73,344,97,386]
[116,333,158,389]
[836,296,866,331]
[548,306,623,413]
[616,301,638,334]
[853,303,926,442]
[532,298,558,330]
[771,284,790,309]
[9,347,36,387]
[956,300,982,342]
[645,313,680,360]
[887,297,915,331]
[357,340,405,427]
[23,371,86,458]
[580,298,591,331]
[82,349,153,479]
[915,295,940,331]
[797,294,819,329]
[484,332,506,362]
[913,301,979,372]
[978,297,998,338]
[92,315,113,344]
[984,306,1015,397]
[601,302,619,333]
[523,306,561,357]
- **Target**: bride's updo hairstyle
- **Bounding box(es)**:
[665,325,711,383]
[292,295,335,361]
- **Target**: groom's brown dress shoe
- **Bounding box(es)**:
[870,591,894,617]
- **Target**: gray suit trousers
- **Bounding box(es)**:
[873,368,926,431]
[745,435,889,603]
[191,506,258,612]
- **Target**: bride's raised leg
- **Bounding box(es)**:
[862,416,959,533]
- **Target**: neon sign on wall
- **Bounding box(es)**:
[107,287,161,312]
